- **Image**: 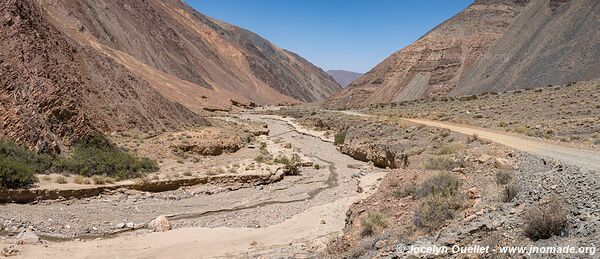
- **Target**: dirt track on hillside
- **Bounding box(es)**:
[336,110,600,171]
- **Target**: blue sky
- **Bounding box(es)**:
[186,0,474,73]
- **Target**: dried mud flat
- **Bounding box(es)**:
[0,114,388,258]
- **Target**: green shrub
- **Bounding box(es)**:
[334,131,347,145]
[58,134,158,179]
[0,140,52,173]
[274,154,301,175]
[0,156,37,189]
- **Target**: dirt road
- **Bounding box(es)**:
[334,110,600,171]
[8,115,386,258]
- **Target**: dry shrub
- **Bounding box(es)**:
[502,182,520,202]
[495,171,513,185]
[361,212,387,237]
[421,156,462,171]
[414,191,465,231]
[432,142,465,155]
[524,198,568,240]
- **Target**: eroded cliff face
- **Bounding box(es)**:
[37,0,340,110]
[0,0,205,153]
[325,0,527,108]
[327,0,600,109]
[453,0,600,95]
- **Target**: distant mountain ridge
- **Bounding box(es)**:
[327,70,363,87]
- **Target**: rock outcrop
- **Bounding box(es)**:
[0,0,206,153]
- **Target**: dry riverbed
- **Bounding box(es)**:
[0,114,388,258]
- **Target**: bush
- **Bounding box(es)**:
[414,191,464,231]
[58,134,158,179]
[274,154,301,175]
[0,157,38,189]
[524,198,568,240]
[361,212,387,237]
[414,172,461,198]
[0,140,52,173]
[495,171,513,185]
[502,182,520,202]
[421,156,462,171]
[432,142,464,155]
[334,131,347,146]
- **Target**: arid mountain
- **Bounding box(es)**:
[325,0,527,108]
[326,0,600,108]
[0,0,206,154]
[1,0,339,153]
[38,0,340,110]
[453,0,600,95]
[327,70,363,87]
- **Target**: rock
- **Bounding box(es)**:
[283,143,292,149]
[452,167,465,174]
[115,223,126,229]
[476,154,492,164]
[16,230,39,244]
[1,245,19,257]
[148,216,172,232]
[465,187,480,199]
[125,222,134,229]
[347,164,362,169]
[494,158,513,169]
[320,219,326,225]
[375,240,386,249]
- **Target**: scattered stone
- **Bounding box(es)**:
[1,245,19,257]
[125,222,134,229]
[465,187,480,199]
[16,230,39,244]
[494,158,513,169]
[347,164,362,169]
[451,167,465,174]
[148,216,172,232]
[476,154,492,164]
[320,219,326,224]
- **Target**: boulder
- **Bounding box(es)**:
[16,230,39,244]
[148,216,172,232]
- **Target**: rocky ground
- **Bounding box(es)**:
[0,113,387,258]
[270,107,599,258]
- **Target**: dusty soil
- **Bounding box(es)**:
[0,114,388,258]
[306,109,600,258]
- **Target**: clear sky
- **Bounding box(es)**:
[186,0,474,73]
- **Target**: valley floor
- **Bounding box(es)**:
[2,105,599,258]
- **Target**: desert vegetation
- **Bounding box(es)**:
[0,133,158,189]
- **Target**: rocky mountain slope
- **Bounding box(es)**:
[327,70,363,87]
[325,0,527,108]
[1,0,205,154]
[38,0,340,110]
[453,0,600,95]
[326,0,600,108]
[1,0,340,153]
